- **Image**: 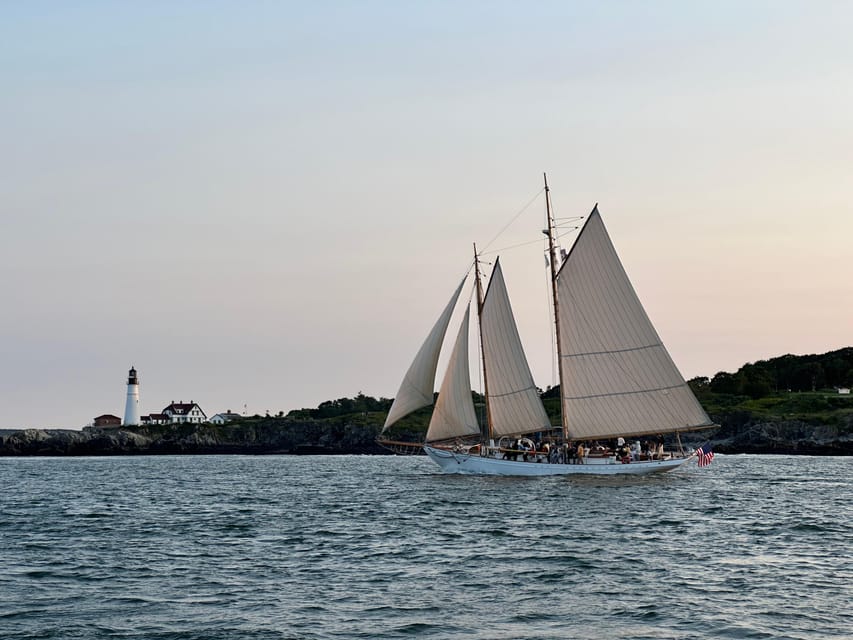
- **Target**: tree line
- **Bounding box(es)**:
[285,392,393,420]
[688,347,853,399]
[279,348,852,423]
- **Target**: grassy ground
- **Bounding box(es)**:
[698,391,853,429]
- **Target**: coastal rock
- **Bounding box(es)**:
[711,415,853,455]
[2,415,851,456]
[0,420,389,456]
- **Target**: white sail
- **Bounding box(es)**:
[556,206,713,440]
[481,259,552,437]
[382,278,466,431]
[426,306,480,443]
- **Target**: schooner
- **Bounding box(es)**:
[380,176,715,475]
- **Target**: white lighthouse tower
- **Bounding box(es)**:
[123,366,141,426]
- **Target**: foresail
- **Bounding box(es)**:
[481,259,552,438]
[555,207,713,440]
[382,278,466,431]
[426,306,480,443]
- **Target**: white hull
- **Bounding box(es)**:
[424,445,691,476]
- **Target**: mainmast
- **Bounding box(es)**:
[473,243,494,443]
[543,174,569,441]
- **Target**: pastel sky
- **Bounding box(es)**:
[2,2,851,429]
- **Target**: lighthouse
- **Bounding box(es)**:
[123,366,141,426]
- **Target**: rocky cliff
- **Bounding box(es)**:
[709,413,853,455]
[0,420,388,456]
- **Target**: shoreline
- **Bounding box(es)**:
[1,424,850,457]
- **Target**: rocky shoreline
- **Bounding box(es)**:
[709,414,853,455]
[1,415,851,456]
[0,421,390,457]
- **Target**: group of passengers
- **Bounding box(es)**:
[501,439,583,464]
[502,436,666,464]
[612,437,666,463]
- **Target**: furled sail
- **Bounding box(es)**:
[382,278,466,431]
[426,306,480,443]
[481,259,552,437]
[555,206,713,440]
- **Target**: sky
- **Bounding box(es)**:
[2,2,851,429]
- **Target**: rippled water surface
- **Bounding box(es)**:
[1,454,851,639]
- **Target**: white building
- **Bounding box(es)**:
[210,411,242,425]
[163,401,207,424]
[839,388,851,395]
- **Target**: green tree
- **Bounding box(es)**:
[710,371,740,394]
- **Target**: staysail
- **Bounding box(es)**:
[555,206,713,440]
[481,259,552,438]
[425,306,480,442]
[382,278,466,431]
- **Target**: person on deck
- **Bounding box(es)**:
[631,441,641,461]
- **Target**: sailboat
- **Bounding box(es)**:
[380,176,715,475]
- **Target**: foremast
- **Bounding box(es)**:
[543,173,569,442]
[473,243,494,444]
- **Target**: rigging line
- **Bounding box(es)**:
[458,258,476,283]
[480,237,543,255]
[554,222,583,232]
[465,279,477,305]
[480,188,544,252]
[553,220,583,242]
[546,189,586,260]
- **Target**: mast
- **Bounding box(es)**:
[543,173,569,441]
[473,243,494,443]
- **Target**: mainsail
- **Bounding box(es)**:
[481,259,552,438]
[555,206,713,440]
[383,278,466,431]
[425,306,480,443]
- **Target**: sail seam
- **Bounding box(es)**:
[564,382,686,400]
[563,343,661,358]
[555,213,711,431]
[488,385,541,399]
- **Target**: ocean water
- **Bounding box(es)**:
[1,454,850,640]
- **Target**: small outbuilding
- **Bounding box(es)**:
[210,411,242,425]
[93,414,121,427]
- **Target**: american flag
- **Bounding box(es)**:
[696,443,715,467]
